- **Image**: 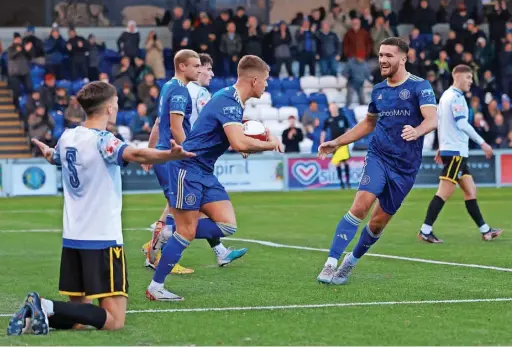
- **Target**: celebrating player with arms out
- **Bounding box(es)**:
[143,53,247,274]
[316,37,438,285]
[418,64,503,243]
[7,82,194,336]
[146,55,283,301]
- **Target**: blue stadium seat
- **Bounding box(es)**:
[316,111,329,124]
[50,110,65,128]
[209,78,225,93]
[163,48,173,69]
[18,95,27,115]
[56,80,72,94]
[308,92,328,106]
[284,89,300,98]
[138,49,146,59]
[266,78,281,92]
[30,65,45,85]
[156,79,166,89]
[103,49,121,63]
[71,80,87,95]
[342,107,357,128]
[296,104,309,119]
[165,69,174,80]
[116,110,137,126]
[290,92,308,106]
[281,77,300,91]
[225,77,236,86]
[271,92,290,108]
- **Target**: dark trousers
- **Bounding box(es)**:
[8,74,32,106]
[298,51,316,77]
[71,57,88,80]
[272,58,293,77]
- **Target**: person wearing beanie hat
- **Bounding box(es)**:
[66,27,88,80]
[23,25,45,65]
[7,31,32,104]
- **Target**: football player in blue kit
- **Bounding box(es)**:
[146,55,283,301]
[316,37,438,285]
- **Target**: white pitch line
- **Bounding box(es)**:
[1,297,511,317]
[227,237,512,273]
[1,228,511,273]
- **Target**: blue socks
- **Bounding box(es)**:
[153,233,190,284]
[328,212,362,260]
[195,219,237,239]
[165,215,175,228]
[352,225,381,259]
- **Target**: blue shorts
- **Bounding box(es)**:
[358,155,416,216]
[169,164,230,211]
[153,162,171,202]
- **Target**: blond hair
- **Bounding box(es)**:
[174,49,200,71]
[237,55,269,77]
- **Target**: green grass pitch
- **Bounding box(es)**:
[0,188,511,345]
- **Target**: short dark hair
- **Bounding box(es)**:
[199,53,213,67]
[452,64,472,75]
[237,55,270,76]
[380,37,409,54]
[76,81,117,116]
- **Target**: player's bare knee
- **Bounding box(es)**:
[349,202,371,220]
[463,190,476,200]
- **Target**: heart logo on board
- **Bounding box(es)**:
[292,161,320,186]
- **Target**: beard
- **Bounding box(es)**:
[380,63,399,78]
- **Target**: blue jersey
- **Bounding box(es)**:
[180,86,244,173]
[156,78,192,150]
[367,74,436,174]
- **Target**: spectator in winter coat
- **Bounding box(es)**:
[8,32,32,103]
[220,22,242,76]
[38,73,56,111]
[296,21,317,77]
[424,33,443,61]
[450,4,470,34]
[112,56,135,90]
[117,20,140,60]
[244,16,263,57]
[144,31,165,80]
[282,115,304,153]
[44,28,67,79]
[194,12,217,59]
[475,38,494,72]
[233,6,248,38]
[342,17,372,60]
[316,21,340,76]
[492,112,509,148]
[66,28,88,80]
[23,26,45,65]
[326,4,351,42]
[371,16,393,56]
[271,21,293,77]
[414,0,437,34]
[343,53,371,104]
[87,34,105,81]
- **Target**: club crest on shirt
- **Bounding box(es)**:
[106,138,120,155]
[399,89,410,100]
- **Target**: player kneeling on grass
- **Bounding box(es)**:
[7,82,195,335]
[146,55,283,301]
[418,64,503,243]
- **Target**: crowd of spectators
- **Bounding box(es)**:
[1,1,512,155]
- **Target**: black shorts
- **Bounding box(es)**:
[59,246,129,300]
[440,156,470,184]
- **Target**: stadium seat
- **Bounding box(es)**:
[284,89,300,98]
[243,107,260,121]
[266,77,282,92]
[319,76,338,89]
[163,48,173,69]
[50,110,65,128]
[56,80,72,94]
[258,107,279,121]
[248,92,272,106]
[117,125,132,142]
[342,107,357,128]
[156,79,166,89]
[323,88,346,104]
[116,110,137,126]
[290,92,309,106]
[263,120,287,137]
[300,138,313,153]
[308,92,328,106]
[225,77,236,86]
[103,49,121,63]
[296,104,309,119]
[300,76,320,90]
[18,95,27,115]
[303,88,320,96]
[278,106,299,121]
[209,78,225,93]
[281,77,300,91]
[337,76,348,89]
[71,80,87,95]
[353,105,369,123]
[315,111,330,124]
[271,92,290,108]
[30,65,45,84]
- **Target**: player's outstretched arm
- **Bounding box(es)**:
[402,105,437,141]
[224,124,282,154]
[31,138,57,165]
[122,140,195,164]
[318,115,377,158]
